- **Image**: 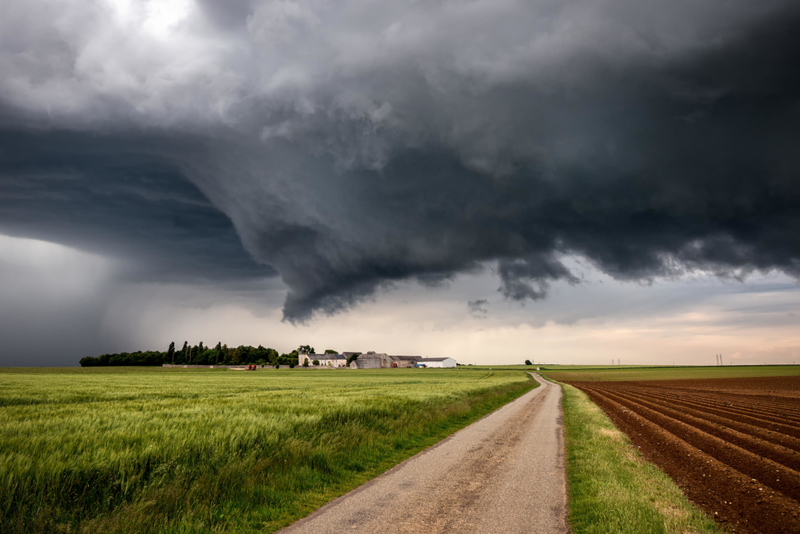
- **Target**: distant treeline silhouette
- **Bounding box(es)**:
[78,343,319,367]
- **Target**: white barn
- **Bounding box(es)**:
[299,353,348,367]
[418,357,457,368]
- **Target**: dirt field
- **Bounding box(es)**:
[567,376,800,534]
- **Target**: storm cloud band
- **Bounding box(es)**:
[1,0,799,322]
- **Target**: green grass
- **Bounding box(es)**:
[557,381,724,534]
[0,367,534,533]
[540,364,800,382]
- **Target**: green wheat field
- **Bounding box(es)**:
[0,367,533,533]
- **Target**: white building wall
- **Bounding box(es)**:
[423,358,457,368]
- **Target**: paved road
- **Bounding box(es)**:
[280,374,569,534]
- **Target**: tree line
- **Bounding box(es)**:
[79,343,329,368]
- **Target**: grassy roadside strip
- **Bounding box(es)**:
[557,381,724,534]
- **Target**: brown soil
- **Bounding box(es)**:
[567,376,800,534]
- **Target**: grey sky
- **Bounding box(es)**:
[1,0,799,365]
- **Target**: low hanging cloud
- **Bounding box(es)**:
[468,299,489,319]
[1,0,799,322]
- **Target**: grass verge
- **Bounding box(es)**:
[559,381,724,534]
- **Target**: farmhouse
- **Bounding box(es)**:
[298,351,457,369]
[299,353,348,367]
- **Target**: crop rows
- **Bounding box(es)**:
[568,380,800,534]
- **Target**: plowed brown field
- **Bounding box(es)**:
[568,376,800,534]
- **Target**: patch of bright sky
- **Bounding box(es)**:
[0,235,116,366]
[0,234,114,297]
[106,0,195,39]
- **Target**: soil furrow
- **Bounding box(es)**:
[610,388,800,471]
[638,389,800,425]
[624,385,800,416]
[579,387,800,534]
[621,389,800,451]
[592,388,800,502]
[594,387,800,439]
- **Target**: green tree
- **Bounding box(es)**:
[324,349,338,354]
[167,342,175,364]
[313,359,320,366]
[525,359,532,366]
[197,350,213,365]
[180,341,188,363]
[346,353,361,366]
[253,345,268,363]
[297,345,315,354]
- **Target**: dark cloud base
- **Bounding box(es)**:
[237,5,800,321]
[0,127,275,283]
[0,1,799,326]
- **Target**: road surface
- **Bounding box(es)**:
[280,373,569,534]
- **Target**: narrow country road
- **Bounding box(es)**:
[280,374,569,534]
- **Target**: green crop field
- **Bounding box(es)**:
[539,364,800,382]
[0,367,534,533]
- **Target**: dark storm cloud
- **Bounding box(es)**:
[1,0,799,322]
[0,126,274,282]
[467,299,489,319]
[498,256,580,301]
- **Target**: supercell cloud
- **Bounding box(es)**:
[1,0,799,322]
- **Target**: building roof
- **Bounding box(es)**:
[391,355,423,361]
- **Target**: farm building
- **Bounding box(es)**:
[418,357,457,368]
[299,351,456,369]
[350,352,432,369]
[299,353,348,367]
[351,352,391,369]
